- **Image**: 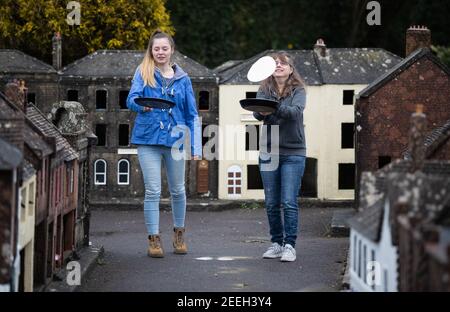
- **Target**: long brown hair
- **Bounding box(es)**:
[140,29,175,87]
[260,52,305,99]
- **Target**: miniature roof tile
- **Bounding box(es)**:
[0,137,22,169]
[0,92,53,159]
[0,49,56,74]
[213,60,243,74]
[316,48,401,85]
[358,171,386,209]
[218,48,401,85]
[386,172,450,221]
[23,123,53,158]
[348,198,384,242]
[26,104,78,162]
[61,50,216,80]
[350,159,450,242]
[358,48,450,98]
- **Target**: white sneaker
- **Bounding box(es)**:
[280,244,296,262]
[262,243,284,259]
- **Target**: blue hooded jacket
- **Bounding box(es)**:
[127,64,202,157]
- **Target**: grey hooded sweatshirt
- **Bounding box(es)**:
[253,86,306,156]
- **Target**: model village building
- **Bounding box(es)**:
[0,35,219,291]
[349,106,450,292]
[355,26,450,198]
[215,40,402,200]
[0,80,96,292]
[0,136,23,292]
[349,26,450,292]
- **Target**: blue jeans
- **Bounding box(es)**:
[258,154,306,247]
[137,145,186,235]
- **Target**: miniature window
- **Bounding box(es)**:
[245,125,260,151]
[227,165,242,196]
[378,156,392,169]
[118,159,130,185]
[119,90,129,110]
[118,124,130,147]
[338,163,355,190]
[358,239,362,278]
[371,249,376,290]
[341,123,355,149]
[300,158,318,198]
[28,181,35,216]
[96,90,107,110]
[27,93,36,104]
[353,235,357,272]
[52,170,56,205]
[198,91,210,110]
[21,187,27,221]
[95,124,107,147]
[247,165,263,190]
[363,245,367,284]
[94,159,107,185]
[343,90,354,105]
[70,168,74,193]
[246,92,257,99]
[384,269,388,292]
[67,89,78,102]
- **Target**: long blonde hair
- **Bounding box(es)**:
[140,30,175,87]
[260,52,305,99]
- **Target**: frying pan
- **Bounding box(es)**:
[239,98,279,113]
[135,97,176,109]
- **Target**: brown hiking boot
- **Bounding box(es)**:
[148,235,164,258]
[173,227,188,254]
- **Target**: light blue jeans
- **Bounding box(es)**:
[137,145,186,235]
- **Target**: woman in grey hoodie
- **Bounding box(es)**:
[253,51,306,262]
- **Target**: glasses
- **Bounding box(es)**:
[275,60,291,67]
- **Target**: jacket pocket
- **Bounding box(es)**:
[281,121,301,145]
[133,117,159,141]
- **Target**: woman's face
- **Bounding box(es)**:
[152,38,173,66]
[273,57,293,80]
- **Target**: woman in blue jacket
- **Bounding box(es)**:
[127,30,202,258]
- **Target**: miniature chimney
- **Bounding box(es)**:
[52,32,62,70]
[406,26,431,56]
[314,38,327,58]
[408,104,427,172]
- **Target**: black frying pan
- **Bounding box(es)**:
[239,98,279,113]
[135,97,176,109]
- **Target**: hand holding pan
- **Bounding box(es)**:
[247,56,276,82]
[135,97,176,110]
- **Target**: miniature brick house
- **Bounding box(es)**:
[355,26,450,198]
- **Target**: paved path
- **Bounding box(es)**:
[77,207,349,292]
